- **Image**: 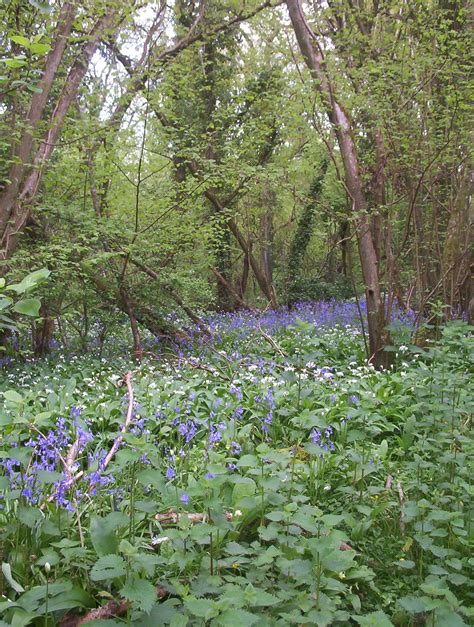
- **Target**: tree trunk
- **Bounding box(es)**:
[286,0,389,367]
[33,302,55,356]
[260,209,274,287]
[120,287,143,362]
[0,9,119,262]
[442,170,473,318]
[0,3,76,235]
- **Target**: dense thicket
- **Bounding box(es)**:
[0,0,472,362]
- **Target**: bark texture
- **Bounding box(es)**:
[286,0,389,366]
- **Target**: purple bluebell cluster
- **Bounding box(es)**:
[310,425,335,453]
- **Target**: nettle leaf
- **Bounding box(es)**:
[17,506,42,529]
[120,578,156,614]
[398,595,429,614]
[184,597,219,619]
[90,512,128,557]
[216,609,259,625]
[90,555,126,581]
[12,298,41,317]
[353,610,394,626]
[247,588,280,607]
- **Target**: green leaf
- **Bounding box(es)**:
[134,599,181,625]
[90,513,127,557]
[7,268,50,294]
[10,36,30,47]
[90,555,127,581]
[248,588,280,607]
[0,297,12,310]
[27,0,53,14]
[434,608,468,626]
[120,578,156,614]
[3,390,24,403]
[184,597,218,619]
[2,563,25,593]
[16,582,72,613]
[17,506,42,528]
[11,611,37,627]
[2,57,27,68]
[353,610,394,626]
[232,477,256,503]
[12,298,41,317]
[37,587,94,613]
[29,43,50,55]
[170,615,188,627]
[216,609,259,625]
[398,595,428,614]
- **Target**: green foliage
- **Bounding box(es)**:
[288,274,353,304]
[287,159,329,284]
[0,317,472,624]
[0,268,49,334]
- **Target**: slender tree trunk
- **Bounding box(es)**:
[0,10,119,262]
[442,169,473,317]
[239,242,251,301]
[120,287,143,362]
[0,3,76,234]
[286,0,389,367]
[260,209,274,287]
[33,301,55,356]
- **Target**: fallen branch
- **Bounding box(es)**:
[186,360,232,382]
[41,371,134,509]
[102,371,134,471]
[155,510,235,524]
[59,585,168,626]
[258,325,288,357]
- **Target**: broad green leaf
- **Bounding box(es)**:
[11,611,37,627]
[10,36,30,47]
[17,506,42,528]
[216,609,259,625]
[90,555,126,581]
[16,582,72,613]
[7,268,50,294]
[12,298,41,317]
[184,597,218,619]
[90,513,127,557]
[3,390,24,403]
[170,615,188,627]
[29,43,50,55]
[120,578,156,614]
[2,562,25,593]
[353,610,394,626]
